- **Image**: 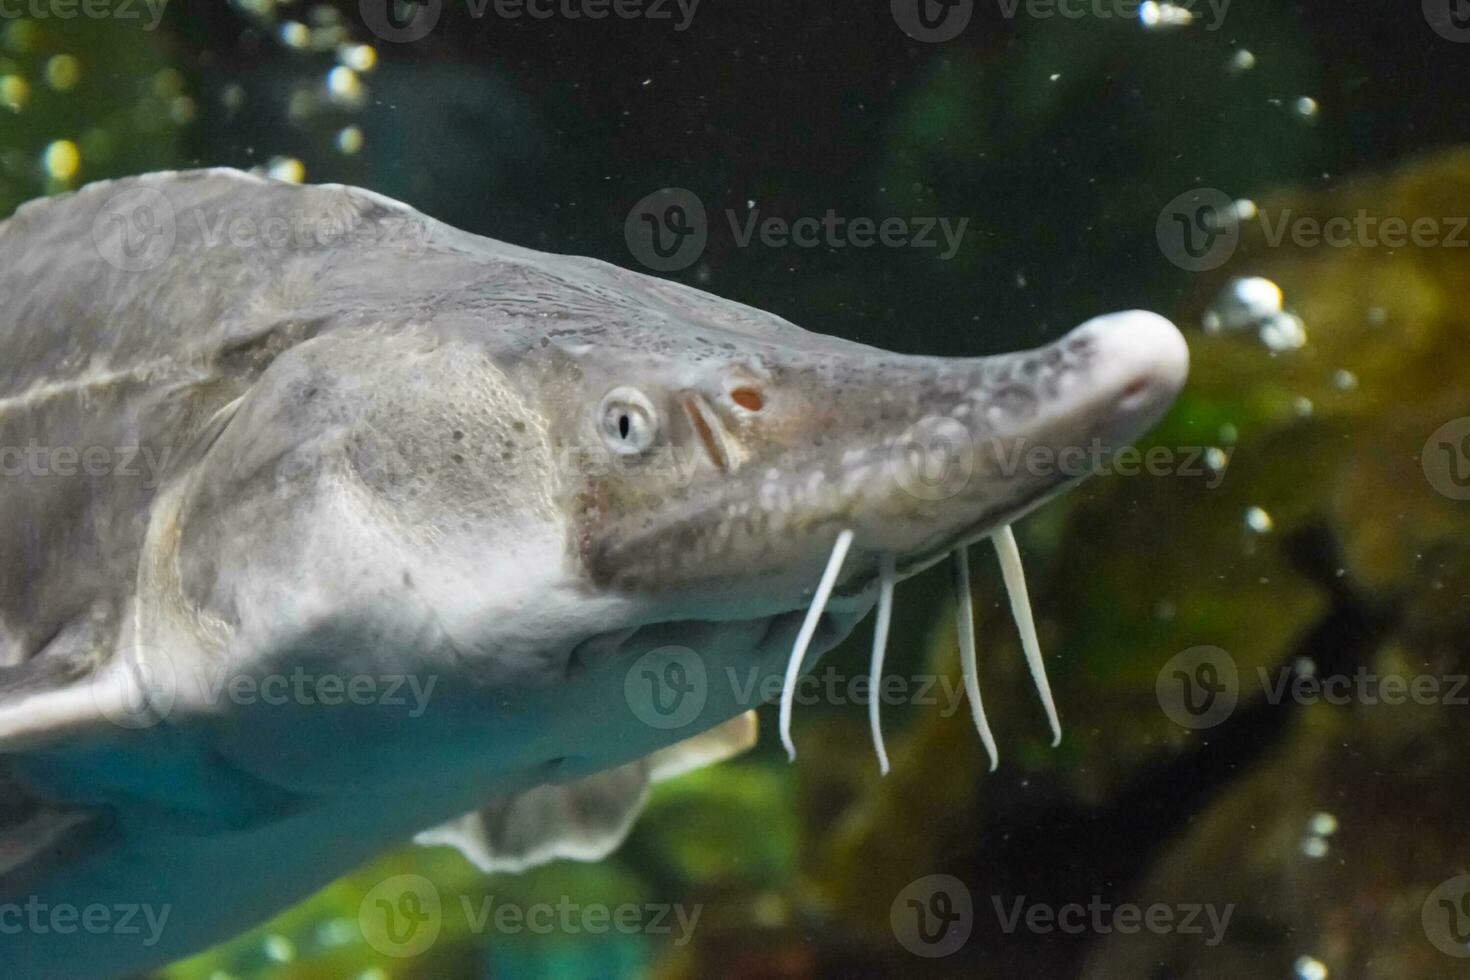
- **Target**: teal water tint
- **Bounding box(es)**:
[5,2,1470,978]
[486,935,648,980]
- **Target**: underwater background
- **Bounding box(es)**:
[3,1,1470,977]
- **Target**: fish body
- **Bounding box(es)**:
[0,170,1187,978]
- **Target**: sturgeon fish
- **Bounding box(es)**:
[0,170,1187,978]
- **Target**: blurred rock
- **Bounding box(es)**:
[1075,146,1470,977]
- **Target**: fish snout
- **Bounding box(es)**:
[842,310,1189,564]
[1066,309,1190,445]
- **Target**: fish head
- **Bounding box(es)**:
[549,281,1190,623]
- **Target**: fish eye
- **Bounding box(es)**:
[598,387,659,455]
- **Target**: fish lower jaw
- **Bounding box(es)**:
[568,605,854,680]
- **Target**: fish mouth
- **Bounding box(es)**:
[568,605,852,680]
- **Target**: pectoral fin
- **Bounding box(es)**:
[415,710,757,874]
[646,706,757,781]
[0,760,100,896]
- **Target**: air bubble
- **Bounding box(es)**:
[1203,277,1307,351]
[42,140,80,180]
[44,54,81,91]
[1244,506,1274,534]
[1139,1,1193,28]
[1294,955,1329,980]
[0,75,28,111]
[266,156,305,183]
[336,125,364,154]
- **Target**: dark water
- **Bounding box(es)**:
[3,1,1470,977]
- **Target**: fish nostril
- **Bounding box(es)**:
[730,387,765,412]
[1119,377,1150,402]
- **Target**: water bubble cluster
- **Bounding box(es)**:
[225,0,385,177]
[1300,810,1338,859]
[1203,276,1308,352]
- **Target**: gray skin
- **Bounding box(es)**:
[0,170,1188,978]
